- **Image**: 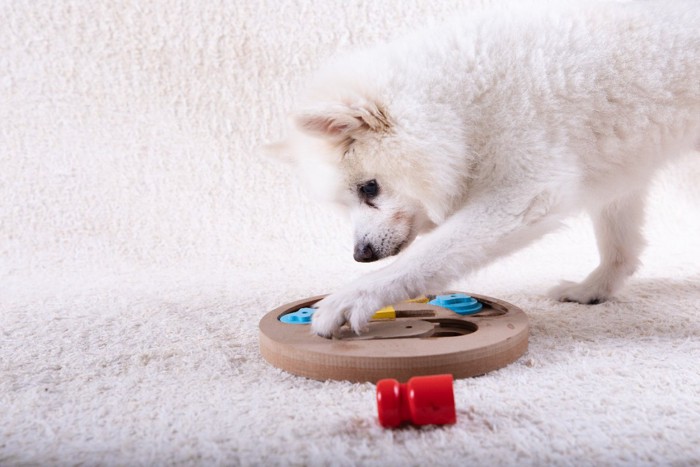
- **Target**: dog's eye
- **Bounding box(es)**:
[358,179,379,199]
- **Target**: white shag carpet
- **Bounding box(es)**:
[2,1,700,465]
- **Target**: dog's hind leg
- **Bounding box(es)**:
[549,190,647,304]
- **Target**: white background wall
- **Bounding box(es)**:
[1,0,698,281]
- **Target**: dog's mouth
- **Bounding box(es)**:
[390,238,408,257]
[387,222,418,258]
[393,222,419,257]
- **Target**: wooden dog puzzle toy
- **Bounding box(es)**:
[259,292,529,383]
[376,374,456,428]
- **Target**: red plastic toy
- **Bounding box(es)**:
[376,374,457,428]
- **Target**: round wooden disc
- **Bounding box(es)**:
[259,292,528,383]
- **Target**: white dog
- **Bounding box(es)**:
[267,1,700,337]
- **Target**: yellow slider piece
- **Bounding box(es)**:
[371,306,396,320]
[370,296,431,320]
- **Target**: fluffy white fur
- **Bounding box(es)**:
[269,1,700,337]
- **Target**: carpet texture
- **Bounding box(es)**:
[2,0,700,465]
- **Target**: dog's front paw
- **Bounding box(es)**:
[310,296,348,338]
[311,284,389,338]
[548,280,611,305]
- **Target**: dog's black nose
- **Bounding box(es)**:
[354,243,378,262]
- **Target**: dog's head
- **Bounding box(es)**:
[266,89,468,262]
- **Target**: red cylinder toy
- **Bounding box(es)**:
[376,374,456,428]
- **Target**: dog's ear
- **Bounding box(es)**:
[295,100,390,140]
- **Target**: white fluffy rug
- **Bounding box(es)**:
[2,0,700,465]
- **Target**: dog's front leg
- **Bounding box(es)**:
[311,190,564,337]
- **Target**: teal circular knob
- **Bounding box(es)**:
[280,307,316,324]
[429,293,483,315]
